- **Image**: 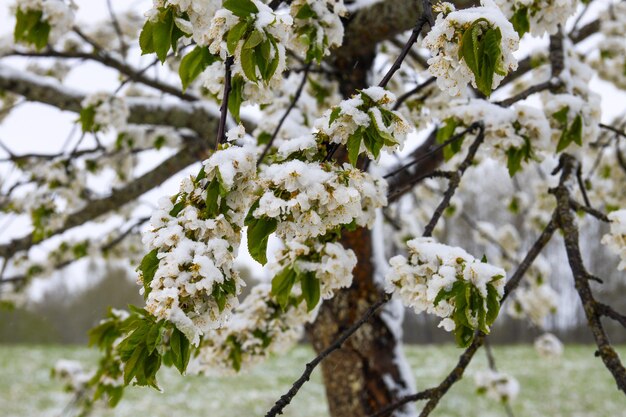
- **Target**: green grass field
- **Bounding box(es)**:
[1,344,624,417]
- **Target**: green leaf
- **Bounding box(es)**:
[228,76,245,123]
[295,3,317,19]
[14,9,50,50]
[257,131,272,145]
[510,7,530,38]
[552,106,569,127]
[244,30,264,49]
[246,216,277,265]
[300,271,320,312]
[138,249,160,298]
[363,127,383,159]
[240,47,258,82]
[227,21,249,54]
[346,128,362,167]
[485,283,501,326]
[459,20,503,97]
[271,267,297,309]
[476,27,502,96]
[205,176,221,218]
[146,323,162,354]
[169,201,185,217]
[569,114,583,146]
[169,328,190,374]
[153,10,173,63]
[223,0,259,17]
[123,345,145,385]
[79,106,97,133]
[139,18,155,54]
[329,107,341,127]
[179,46,218,92]
[459,20,481,76]
[264,52,280,82]
[506,147,524,177]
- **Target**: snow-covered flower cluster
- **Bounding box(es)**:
[493,0,576,37]
[439,99,551,173]
[13,0,75,45]
[601,209,626,271]
[52,359,94,392]
[474,369,520,403]
[534,333,564,359]
[9,157,88,241]
[140,144,257,345]
[289,0,347,62]
[535,41,601,152]
[592,2,626,90]
[314,87,409,162]
[253,160,387,241]
[385,237,506,346]
[148,0,221,47]
[100,125,183,183]
[423,2,519,96]
[507,256,558,326]
[80,93,129,133]
[195,283,310,372]
[251,72,341,151]
[269,239,357,301]
[208,0,290,84]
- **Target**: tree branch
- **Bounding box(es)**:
[551,154,626,394]
[0,138,210,261]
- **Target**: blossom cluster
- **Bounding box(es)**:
[13,0,75,45]
[269,239,357,301]
[253,160,387,241]
[289,0,347,62]
[140,144,257,345]
[80,93,129,133]
[601,209,626,271]
[534,333,564,359]
[385,237,506,346]
[592,2,626,90]
[207,0,290,83]
[148,0,221,47]
[507,256,558,326]
[52,359,94,393]
[474,369,520,403]
[439,99,551,174]
[536,41,601,152]
[423,2,519,96]
[195,284,310,372]
[493,0,576,37]
[314,87,409,163]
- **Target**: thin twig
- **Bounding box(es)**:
[599,123,626,140]
[216,57,234,148]
[496,79,558,107]
[106,0,128,58]
[422,123,485,237]
[393,77,436,110]
[378,1,434,88]
[384,122,482,179]
[258,64,310,164]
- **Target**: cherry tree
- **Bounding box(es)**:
[1,0,625,416]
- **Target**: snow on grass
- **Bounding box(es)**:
[0,344,625,417]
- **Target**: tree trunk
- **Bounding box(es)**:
[306,227,414,416]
